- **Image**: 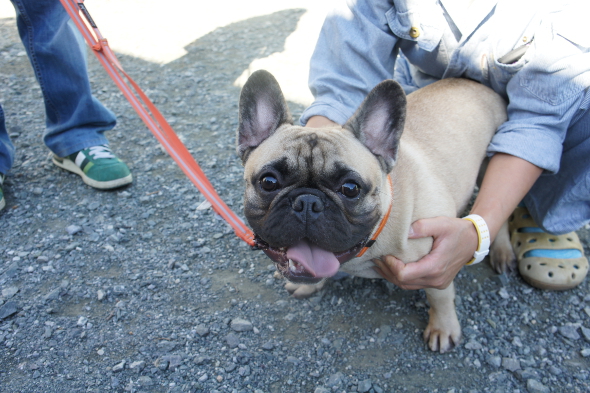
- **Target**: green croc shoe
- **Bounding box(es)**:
[52,145,132,190]
[0,173,5,211]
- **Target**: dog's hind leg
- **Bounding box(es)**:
[424,283,461,353]
[489,220,516,273]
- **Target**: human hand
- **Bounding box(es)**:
[373,216,478,290]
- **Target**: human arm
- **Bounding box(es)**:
[300,0,400,126]
[373,9,589,289]
[373,153,543,290]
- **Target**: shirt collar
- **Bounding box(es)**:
[439,0,498,39]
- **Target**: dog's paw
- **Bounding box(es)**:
[489,221,516,273]
[490,242,516,273]
[284,281,325,299]
[423,311,461,353]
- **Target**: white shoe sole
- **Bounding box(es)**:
[52,156,132,190]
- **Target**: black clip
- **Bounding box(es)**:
[77,3,97,28]
[364,239,376,249]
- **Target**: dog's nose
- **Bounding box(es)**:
[292,194,324,220]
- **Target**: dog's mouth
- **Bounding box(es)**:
[254,235,366,284]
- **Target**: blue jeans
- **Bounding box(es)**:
[0,0,116,175]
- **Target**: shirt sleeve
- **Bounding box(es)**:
[300,0,400,126]
[487,10,590,173]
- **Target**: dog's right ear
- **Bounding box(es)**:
[344,80,406,173]
[237,70,293,163]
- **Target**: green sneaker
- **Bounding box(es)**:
[52,145,132,190]
[0,173,5,211]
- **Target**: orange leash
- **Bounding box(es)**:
[59,0,255,246]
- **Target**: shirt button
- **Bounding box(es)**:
[409,26,420,38]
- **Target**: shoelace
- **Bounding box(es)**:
[87,145,115,159]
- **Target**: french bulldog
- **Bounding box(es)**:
[236,70,508,352]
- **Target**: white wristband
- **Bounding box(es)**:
[462,214,490,265]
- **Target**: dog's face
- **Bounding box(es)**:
[237,70,406,284]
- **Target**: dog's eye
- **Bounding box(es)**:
[340,182,360,198]
[260,175,279,192]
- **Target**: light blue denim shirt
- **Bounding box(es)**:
[301,0,590,174]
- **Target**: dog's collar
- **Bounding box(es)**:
[355,175,394,258]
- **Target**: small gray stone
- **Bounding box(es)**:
[157,358,169,371]
[225,332,240,348]
[581,348,590,357]
[465,340,482,350]
[261,341,274,350]
[198,373,208,382]
[194,356,209,365]
[502,357,521,372]
[77,316,88,327]
[326,372,345,387]
[164,355,182,371]
[129,360,145,371]
[238,365,251,377]
[195,324,209,337]
[516,367,540,381]
[512,336,523,347]
[37,256,49,263]
[558,325,580,340]
[156,340,177,352]
[377,325,392,342]
[230,318,253,332]
[112,360,125,373]
[526,379,549,393]
[486,355,502,368]
[66,225,82,236]
[1,286,18,299]
[581,326,590,342]
[112,285,126,295]
[43,326,53,339]
[137,376,153,386]
[498,287,510,299]
[548,365,562,375]
[314,388,330,393]
[358,379,373,393]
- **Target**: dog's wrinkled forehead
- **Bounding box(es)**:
[245,125,380,180]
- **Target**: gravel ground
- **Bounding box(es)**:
[2,6,590,393]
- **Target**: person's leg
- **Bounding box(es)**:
[0,104,14,211]
[12,0,114,155]
[511,89,590,290]
[11,0,132,189]
[525,90,590,234]
[0,104,15,177]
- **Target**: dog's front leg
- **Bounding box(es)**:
[273,271,328,299]
[424,283,461,353]
[284,281,327,299]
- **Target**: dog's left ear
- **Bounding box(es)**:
[237,70,293,163]
[344,80,406,172]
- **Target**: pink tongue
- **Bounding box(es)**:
[286,240,340,278]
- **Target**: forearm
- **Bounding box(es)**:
[470,153,543,241]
